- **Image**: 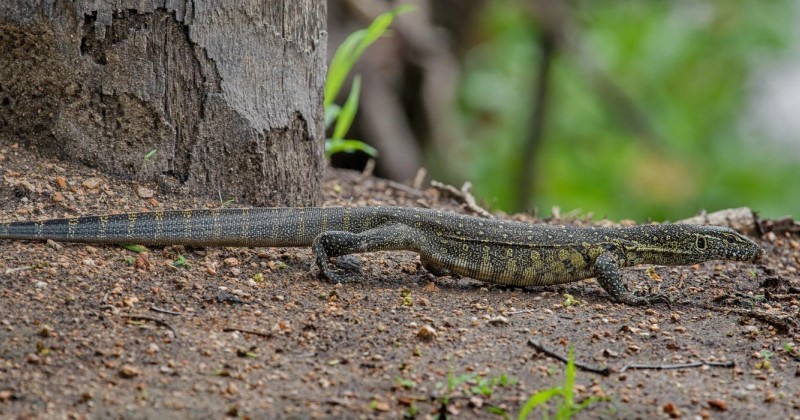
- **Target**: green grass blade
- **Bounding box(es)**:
[325,139,378,157]
[353,5,415,59]
[122,244,148,253]
[325,30,365,107]
[324,5,415,107]
[143,149,157,160]
[564,347,575,406]
[517,388,562,420]
[332,75,361,140]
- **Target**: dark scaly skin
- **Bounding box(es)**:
[0,206,765,305]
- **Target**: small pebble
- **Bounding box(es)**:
[417,325,437,340]
[82,178,101,189]
[487,316,509,325]
[662,402,680,418]
[119,365,140,378]
[0,390,12,401]
[146,343,160,355]
[137,187,154,198]
[708,399,728,411]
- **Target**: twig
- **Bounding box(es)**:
[431,180,494,219]
[4,266,33,274]
[122,314,177,336]
[360,158,376,179]
[150,305,184,316]
[677,207,760,234]
[528,339,737,376]
[619,361,735,373]
[527,339,611,376]
[412,167,427,190]
[504,309,540,315]
[223,326,273,338]
[386,180,423,197]
[699,304,798,333]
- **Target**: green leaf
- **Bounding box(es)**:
[332,75,361,140]
[326,30,365,107]
[173,254,190,268]
[449,372,475,391]
[485,405,508,416]
[325,138,378,157]
[324,5,415,107]
[122,244,148,253]
[395,376,416,390]
[517,388,562,420]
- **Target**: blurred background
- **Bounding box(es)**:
[327,0,799,221]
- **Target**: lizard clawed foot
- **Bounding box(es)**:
[335,255,362,274]
[616,292,673,307]
[317,255,362,283]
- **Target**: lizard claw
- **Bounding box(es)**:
[317,255,362,283]
[643,293,673,308]
[616,292,673,307]
[335,255,363,275]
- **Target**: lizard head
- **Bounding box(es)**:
[676,224,765,263]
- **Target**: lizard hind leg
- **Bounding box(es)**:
[311,224,420,283]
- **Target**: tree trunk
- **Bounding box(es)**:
[0,0,326,206]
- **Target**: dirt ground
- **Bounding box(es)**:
[1,143,799,419]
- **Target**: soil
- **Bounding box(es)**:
[1,143,799,419]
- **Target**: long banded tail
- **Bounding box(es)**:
[0,207,368,247]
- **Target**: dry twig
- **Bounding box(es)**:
[223,326,273,338]
[699,304,798,333]
[122,314,177,336]
[386,180,424,196]
[431,180,493,219]
[150,305,184,316]
[527,339,611,375]
[529,339,736,375]
[619,361,735,373]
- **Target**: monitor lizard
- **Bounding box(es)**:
[0,206,764,305]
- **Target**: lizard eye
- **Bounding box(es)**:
[726,235,735,244]
[696,236,707,250]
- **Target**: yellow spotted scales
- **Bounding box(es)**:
[0,206,764,305]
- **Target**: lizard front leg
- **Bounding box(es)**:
[594,252,670,306]
[311,224,419,283]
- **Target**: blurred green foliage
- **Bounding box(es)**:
[455,0,798,221]
[325,5,413,158]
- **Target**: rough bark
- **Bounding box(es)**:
[0,0,326,206]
